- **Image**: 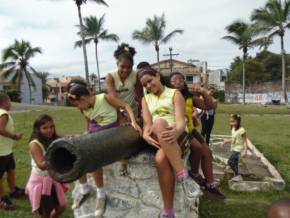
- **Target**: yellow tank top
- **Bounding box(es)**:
[30,139,48,176]
[185,98,195,133]
[83,94,117,126]
[145,87,176,127]
[110,70,138,116]
[0,109,14,156]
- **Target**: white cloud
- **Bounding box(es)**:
[0,0,289,78]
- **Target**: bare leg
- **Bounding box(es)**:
[152,119,184,173]
[0,178,4,198]
[52,206,66,218]
[7,170,16,193]
[79,175,87,184]
[155,149,175,210]
[189,139,203,174]
[200,144,214,184]
[94,168,103,188]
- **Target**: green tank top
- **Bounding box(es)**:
[0,109,14,156]
[144,87,177,127]
[110,70,138,116]
[83,94,117,126]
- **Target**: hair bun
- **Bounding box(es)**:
[114,43,136,59]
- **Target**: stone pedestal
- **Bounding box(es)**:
[73,151,199,218]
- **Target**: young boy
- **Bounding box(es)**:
[0,93,25,210]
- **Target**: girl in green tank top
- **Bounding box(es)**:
[106,43,143,122]
[140,68,201,218]
[67,80,141,216]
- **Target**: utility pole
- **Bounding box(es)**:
[163,47,179,73]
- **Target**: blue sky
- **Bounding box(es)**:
[0,0,290,78]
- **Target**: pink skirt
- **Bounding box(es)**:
[26,171,68,212]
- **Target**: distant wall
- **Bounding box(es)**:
[225,81,290,103]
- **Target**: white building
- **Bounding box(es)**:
[208,69,227,90]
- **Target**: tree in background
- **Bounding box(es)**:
[132,14,183,70]
[73,0,108,84]
[222,21,269,104]
[0,40,42,103]
[251,0,290,103]
[75,15,119,92]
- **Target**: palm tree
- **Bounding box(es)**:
[251,0,290,103]
[222,21,267,104]
[74,0,108,84]
[75,15,119,92]
[132,14,183,70]
[0,40,42,103]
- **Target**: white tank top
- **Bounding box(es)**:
[110,70,138,117]
[30,139,49,176]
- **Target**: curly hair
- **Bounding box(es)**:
[114,43,136,66]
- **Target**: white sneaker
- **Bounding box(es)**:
[231,175,243,182]
[179,176,202,199]
[72,187,94,210]
[94,197,106,217]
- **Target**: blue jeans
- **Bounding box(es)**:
[228,151,241,176]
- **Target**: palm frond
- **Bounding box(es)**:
[90,0,108,7]
[132,30,152,44]
[222,35,240,45]
[99,31,119,42]
[74,38,94,48]
[0,62,16,70]
[161,29,183,43]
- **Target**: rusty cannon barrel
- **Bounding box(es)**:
[46,125,145,183]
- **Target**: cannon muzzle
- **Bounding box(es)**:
[46,126,145,183]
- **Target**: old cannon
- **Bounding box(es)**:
[46,126,146,183]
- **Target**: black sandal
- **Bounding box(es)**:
[0,196,15,210]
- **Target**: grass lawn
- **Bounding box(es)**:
[0,104,289,217]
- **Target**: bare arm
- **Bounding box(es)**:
[0,114,22,140]
[192,89,215,110]
[135,73,144,102]
[105,94,137,124]
[141,97,160,148]
[29,142,47,170]
[242,132,249,157]
[106,74,117,97]
[173,91,186,137]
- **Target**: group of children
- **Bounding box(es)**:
[0,43,250,218]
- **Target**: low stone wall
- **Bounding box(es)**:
[73,151,199,218]
[210,135,285,192]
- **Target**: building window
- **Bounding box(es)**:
[186,75,193,83]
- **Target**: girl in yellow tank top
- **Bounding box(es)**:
[67,80,141,216]
[169,72,225,198]
[140,67,201,217]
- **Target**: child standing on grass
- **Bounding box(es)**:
[0,93,25,210]
[67,80,141,217]
[222,114,248,182]
[26,114,67,218]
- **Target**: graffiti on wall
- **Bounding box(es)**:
[226,92,290,104]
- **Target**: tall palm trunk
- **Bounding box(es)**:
[77,5,90,84]
[242,52,246,105]
[280,34,288,103]
[155,43,160,72]
[94,41,101,92]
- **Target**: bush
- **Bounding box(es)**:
[1,86,21,102]
[214,90,225,103]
